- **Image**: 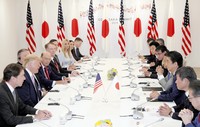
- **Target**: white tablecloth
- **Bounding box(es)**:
[17,58,181,127]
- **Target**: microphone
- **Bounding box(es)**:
[144,118,164,127]
[120,87,140,101]
[131,87,140,101]
[122,71,135,79]
[80,67,93,79]
[69,86,92,101]
[130,78,137,88]
[69,86,82,101]
[132,98,157,119]
[48,98,84,121]
[122,77,137,88]
[79,74,93,88]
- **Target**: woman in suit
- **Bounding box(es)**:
[57,39,76,70]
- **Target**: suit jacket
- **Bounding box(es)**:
[49,57,71,77]
[150,68,168,79]
[71,47,84,61]
[16,70,42,107]
[172,98,199,126]
[38,66,62,91]
[158,76,187,105]
[185,112,200,127]
[148,59,162,73]
[159,73,174,90]
[0,82,36,127]
[144,54,156,64]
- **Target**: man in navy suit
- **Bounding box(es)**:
[179,80,200,127]
[0,63,51,127]
[38,52,69,91]
[71,37,89,61]
[158,66,198,126]
[16,54,47,107]
[45,40,79,77]
[150,51,186,105]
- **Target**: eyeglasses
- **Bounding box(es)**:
[188,95,200,100]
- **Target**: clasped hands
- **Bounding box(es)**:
[34,110,52,121]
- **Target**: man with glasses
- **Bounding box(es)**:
[142,45,169,79]
[149,51,185,105]
[179,80,200,127]
[158,66,198,126]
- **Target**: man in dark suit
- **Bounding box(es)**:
[16,54,47,107]
[38,52,69,91]
[16,48,30,65]
[179,80,200,127]
[150,51,186,105]
[142,45,169,79]
[71,37,89,61]
[45,40,79,77]
[158,66,198,126]
[0,63,51,127]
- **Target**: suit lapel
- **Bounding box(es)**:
[2,83,18,114]
[25,70,41,101]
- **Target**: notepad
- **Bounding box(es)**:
[142,87,163,91]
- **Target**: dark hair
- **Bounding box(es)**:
[74,37,83,42]
[156,38,165,45]
[17,48,29,60]
[147,38,155,44]
[3,63,24,81]
[189,80,200,96]
[45,42,56,49]
[69,40,73,42]
[165,51,183,68]
[49,39,57,43]
[176,66,197,82]
[149,41,159,47]
[156,45,169,53]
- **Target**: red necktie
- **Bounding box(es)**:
[198,114,200,122]
[53,58,60,73]
[44,67,50,79]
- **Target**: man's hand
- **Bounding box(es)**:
[178,109,193,125]
[159,103,172,116]
[35,110,52,120]
[150,91,160,99]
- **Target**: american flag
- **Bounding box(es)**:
[118,0,126,57]
[147,0,159,40]
[26,0,36,53]
[57,0,65,51]
[181,0,191,56]
[87,0,96,56]
[93,73,103,94]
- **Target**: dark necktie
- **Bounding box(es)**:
[44,67,50,79]
[53,58,60,72]
[76,48,79,56]
[31,75,40,101]
[167,73,171,80]
[198,114,200,122]
[12,90,16,103]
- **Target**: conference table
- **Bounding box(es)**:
[17,57,182,127]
